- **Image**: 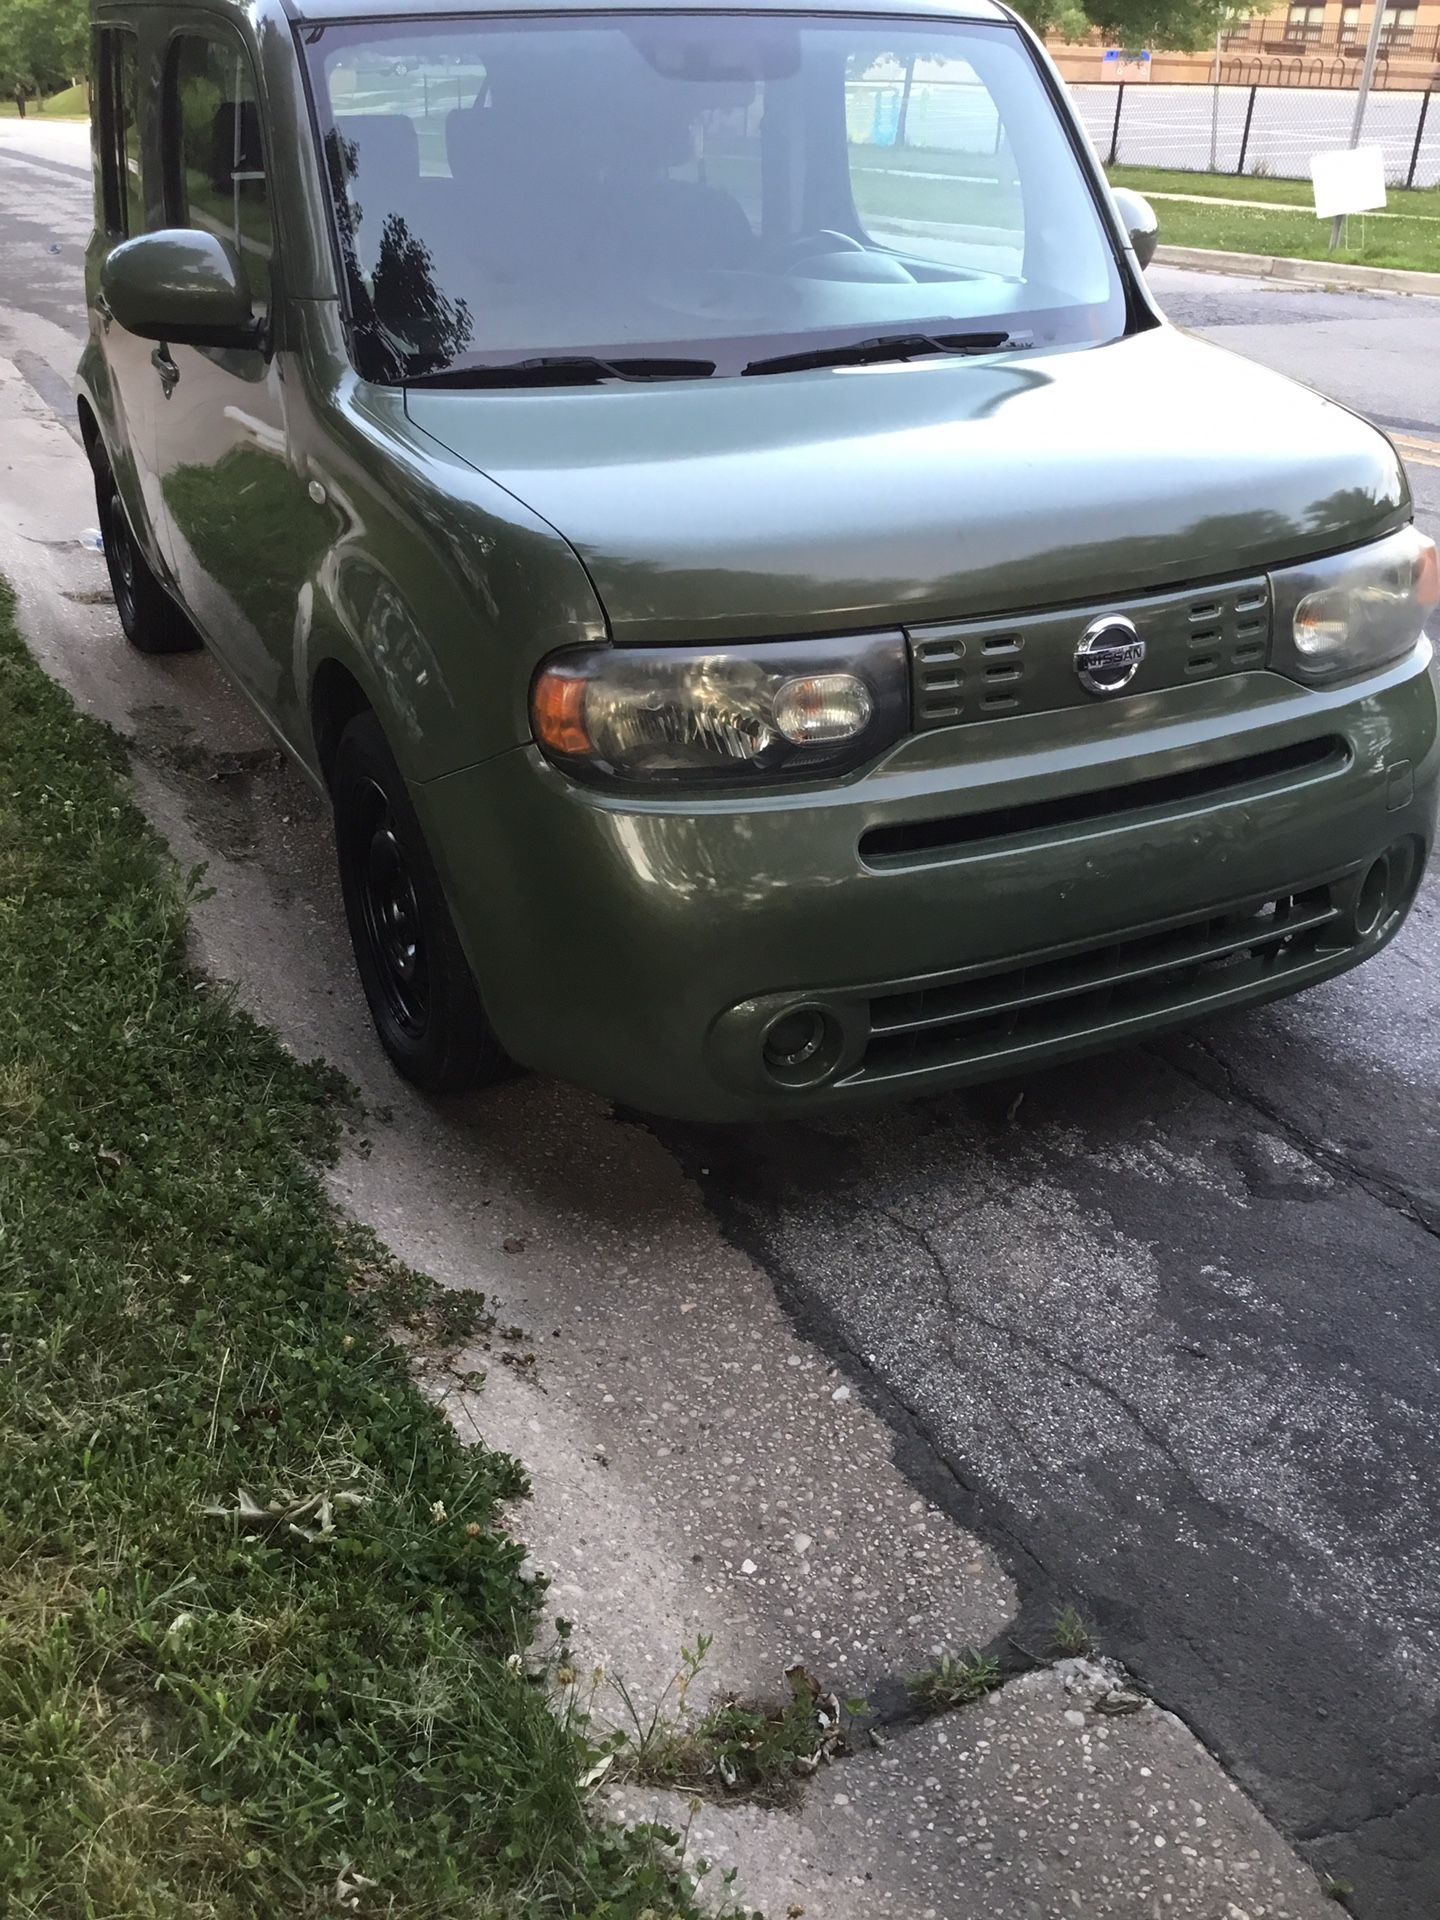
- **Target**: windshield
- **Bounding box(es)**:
[303,11,1128,382]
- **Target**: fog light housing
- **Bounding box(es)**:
[1353,853,1391,937]
[760,1005,843,1087]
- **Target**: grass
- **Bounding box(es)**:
[1134,195,1440,272]
[610,1639,858,1809]
[1109,162,1440,218]
[0,83,90,119]
[906,1650,1001,1715]
[1049,1607,1094,1658]
[0,579,715,1918]
[1108,163,1440,273]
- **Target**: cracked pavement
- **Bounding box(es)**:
[1,122,1438,1916]
[655,277,1440,1914]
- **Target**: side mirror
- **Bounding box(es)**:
[1110,187,1159,271]
[100,229,260,349]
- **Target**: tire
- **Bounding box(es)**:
[332,709,505,1095]
[92,456,201,655]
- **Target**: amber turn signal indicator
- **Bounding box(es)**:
[531,664,593,757]
[1417,534,1439,614]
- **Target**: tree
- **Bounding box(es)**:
[0,0,89,103]
[1011,0,1247,52]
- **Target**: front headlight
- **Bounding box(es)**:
[1271,525,1438,684]
[531,632,909,786]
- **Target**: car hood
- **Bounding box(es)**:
[405,325,1408,645]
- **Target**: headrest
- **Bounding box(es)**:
[446,91,691,186]
[211,101,263,192]
[334,113,422,194]
[445,104,503,181]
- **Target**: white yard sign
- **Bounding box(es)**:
[1310,145,1387,220]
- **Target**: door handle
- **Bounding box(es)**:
[151,345,179,399]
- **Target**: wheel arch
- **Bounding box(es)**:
[76,395,102,464]
[310,656,374,792]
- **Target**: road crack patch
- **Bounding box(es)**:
[1156,1035,1440,1243]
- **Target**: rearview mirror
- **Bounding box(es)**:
[1110,188,1159,271]
[100,229,260,350]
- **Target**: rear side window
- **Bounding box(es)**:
[95,28,144,236]
[164,30,274,316]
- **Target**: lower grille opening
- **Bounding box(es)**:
[857,885,1344,1082]
[861,735,1348,866]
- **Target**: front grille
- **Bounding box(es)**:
[860,735,1347,865]
[854,886,1344,1084]
[909,576,1273,730]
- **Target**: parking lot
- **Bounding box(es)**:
[1072,81,1440,186]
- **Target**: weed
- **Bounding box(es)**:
[1322,1878,1356,1909]
[0,584,719,1916]
[609,1640,858,1806]
[907,1650,1002,1714]
[347,1223,500,1353]
[1050,1607,1095,1657]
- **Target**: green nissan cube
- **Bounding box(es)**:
[80,0,1438,1120]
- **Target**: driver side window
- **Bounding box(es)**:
[164,29,274,318]
[95,28,145,237]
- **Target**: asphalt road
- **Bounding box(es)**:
[2,123,1439,1916]
[664,276,1440,1913]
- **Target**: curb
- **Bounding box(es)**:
[1154,243,1440,297]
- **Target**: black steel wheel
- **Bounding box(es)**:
[103,482,140,635]
[93,459,201,655]
[332,709,504,1094]
[354,779,430,1039]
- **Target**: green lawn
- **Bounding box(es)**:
[1125,191,1440,273]
[1108,162,1440,218]
[0,83,90,119]
[1106,163,1440,272]
[0,580,710,1918]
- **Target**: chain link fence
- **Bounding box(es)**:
[1071,82,1438,189]
[843,72,1439,189]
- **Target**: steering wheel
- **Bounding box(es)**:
[775,229,868,269]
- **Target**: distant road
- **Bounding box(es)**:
[0,116,91,169]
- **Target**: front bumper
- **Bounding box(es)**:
[417,646,1438,1121]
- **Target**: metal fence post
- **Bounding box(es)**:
[1107,83,1125,166]
[1407,89,1432,190]
[895,54,916,149]
[1235,84,1258,175]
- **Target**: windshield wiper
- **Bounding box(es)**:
[742,331,1026,377]
[405,354,717,389]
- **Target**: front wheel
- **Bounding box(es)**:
[93,461,201,655]
[332,709,506,1095]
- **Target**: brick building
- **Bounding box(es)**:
[1047,0,1440,88]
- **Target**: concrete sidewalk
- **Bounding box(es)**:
[0,163,1336,1917]
[621,1661,1336,1918]
[1155,241,1440,297]
[1145,188,1440,222]
[0,114,91,168]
